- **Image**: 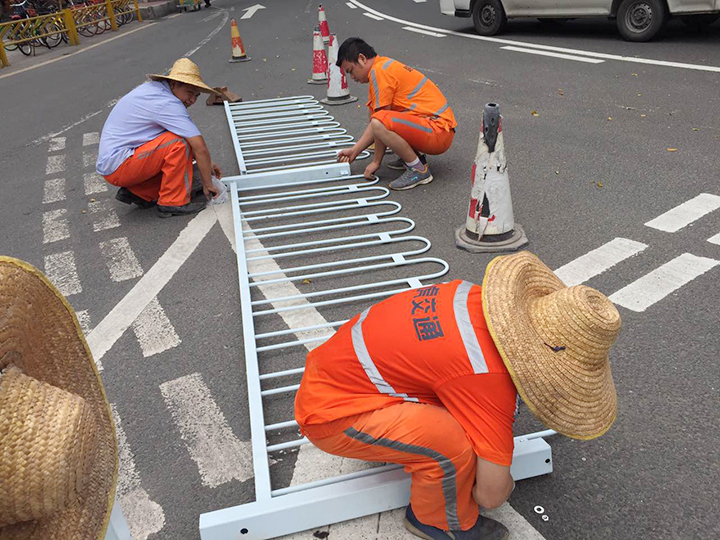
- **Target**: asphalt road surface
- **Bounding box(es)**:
[1,1,719,539]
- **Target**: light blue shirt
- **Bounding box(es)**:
[96,81,202,176]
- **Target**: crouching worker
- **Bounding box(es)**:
[96,58,223,218]
[335,37,457,190]
[295,251,621,539]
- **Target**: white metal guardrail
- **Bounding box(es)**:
[199,97,556,539]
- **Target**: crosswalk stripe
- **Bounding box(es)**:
[84,172,109,195]
[46,154,66,175]
[159,373,253,488]
[89,199,121,231]
[42,208,70,243]
[131,297,181,358]
[76,309,91,335]
[609,253,720,312]
[111,404,166,540]
[645,193,720,233]
[553,238,647,287]
[100,237,144,282]
[83,132,100,146]
[707,232,720,245]
[83,149,99,169]
[43,178,66,204]
[44,251,82,297]
[48,137,66,152]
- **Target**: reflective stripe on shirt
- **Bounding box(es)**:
[453,281,488,374]
[407,76,428,99]
[370,69,380,109]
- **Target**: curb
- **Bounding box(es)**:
[138,1,179,20]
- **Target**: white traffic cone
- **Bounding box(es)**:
[318,5,330,43]
[307,26,328,85]
[321,33,358,106]
[455,103,528,253]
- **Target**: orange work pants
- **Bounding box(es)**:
[104,131,193,206]
[371,110,455,156]
[308,402,479,531]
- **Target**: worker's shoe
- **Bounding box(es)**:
[389,164,433,191]
[404,506,509,540]
[115,187,156,209]
[156,202,206,218]
[387,153,426,171]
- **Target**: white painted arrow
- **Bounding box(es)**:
[240,3,265,19]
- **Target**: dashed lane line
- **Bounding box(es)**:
[83,131,100,146]
[645,193,720,233]
[554,238,648,287]
[46,154,66,175]
[84,172,109,195]
[99,237,144,282]
[42,209,70,244]
[131,297,181,358]
[43,178,66,204]
[88,199,121,232]
[83,148,99,169]
[403,26,446,38]
[44,250,82,297]
[48,137,66,152]
[500,46,605,64]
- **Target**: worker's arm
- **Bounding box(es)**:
[337,106,391,167]
[473,457,515,509]
[186,135,221,199]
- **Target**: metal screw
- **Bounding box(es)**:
[542,515,549,522]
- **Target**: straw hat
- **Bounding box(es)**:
[148,57,220,94]
[0,257,117,540]
[482,251,621,440]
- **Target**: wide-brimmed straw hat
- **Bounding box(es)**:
[482,251,621,440]
[0,257,117,540]
[148,57,220,95]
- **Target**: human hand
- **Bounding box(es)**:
[337,148,355,163]
[364,161,380,180]
[203,183,220,201]
[211,162,223,180]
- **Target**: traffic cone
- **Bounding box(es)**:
[318,5,330,43]
[307,26,328,85]
[229,19,251,63]
[455,103,528,253]
[321,34,358,106]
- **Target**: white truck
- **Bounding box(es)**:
[439,0,720,41]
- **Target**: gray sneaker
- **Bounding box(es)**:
[404,506,509,540]
[390,164,433,191]
[387,154,427,171]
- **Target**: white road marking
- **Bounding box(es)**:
[111,404,166,540]
[202,10,224,22]
[84,172,109,195]
[44,251,82,297]
[348,0,720,73]
[402,26,446,38]
[553,238,648,287]
[88,199,121,232]
[708,232,720,245]
[159,373,253,488]
[131,297,181,358]
[76,309,92,335]
[100,237,144,282]
[42,209,70,244]
[346,1,357,7]
[87,209,217,362]
[83,149,98,168]
[501,46,605,64]
[48,137,66,152]
[645,193,720,233]
[46,154,66,175]
[609,253,720,312]
[83,132,100,146]
[32,109,104,146]
[43,178,66,204]
[241,3,265,19]
[413,0,427,3]
[184,9,230,58]
[363,12,384,20]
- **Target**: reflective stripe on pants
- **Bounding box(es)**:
[307,402,479,531]
[104,131,193,207]
[371,110,454,156]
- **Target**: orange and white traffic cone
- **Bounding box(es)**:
[318,5,330,43]
[307,26,328,85]
[229,18,251,63]
[321,33,358,106]
[455,103,528,253]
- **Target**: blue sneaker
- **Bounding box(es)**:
[404,506,509,540]
[389,164,433,191]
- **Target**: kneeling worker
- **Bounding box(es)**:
[296,251,621,539]
[96,58,222,218]
[336,37,457,190]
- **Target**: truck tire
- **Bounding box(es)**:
[616,0,667,42]
[472,0,507,36]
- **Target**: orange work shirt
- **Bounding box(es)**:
[295,280,518,466]
[367,56,457,132]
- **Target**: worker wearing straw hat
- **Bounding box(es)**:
[295,251,621,540]
[97,58,223,218]
[0,257,118,539]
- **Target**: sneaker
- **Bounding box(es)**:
[404,506,509,540]
[115,187,156,209]
[157,202,206,218]
[389,164,433,191]
[387,154,427,171]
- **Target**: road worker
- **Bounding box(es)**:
[295,251,621,540]
[335,37,457,191]
[96,58,222,218]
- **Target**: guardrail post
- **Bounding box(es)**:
[0,38,9,68]
[134,0,143,22]
[61,8,80,46]
[105,0,118,31]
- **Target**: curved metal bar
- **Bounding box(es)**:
[229,95,317,106]
[241,189,389,216]
[234,117,336,132]
[238,178,379,201]
[240,134,354,149]
[251,216,415,241]
[245,148,364,166]
[236,126,345,141]
[242,199,400,224]
[231,103,324,116]
[241,185,388,209]
[228,97,318,109]
[242,140,355,157]
[232,108,327,122]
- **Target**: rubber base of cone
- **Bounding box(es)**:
[320,95,358,106]
[307,78,328,85]
[229,56,251,63]
[454,224,528,253]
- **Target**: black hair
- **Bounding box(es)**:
[336,37,377,67]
